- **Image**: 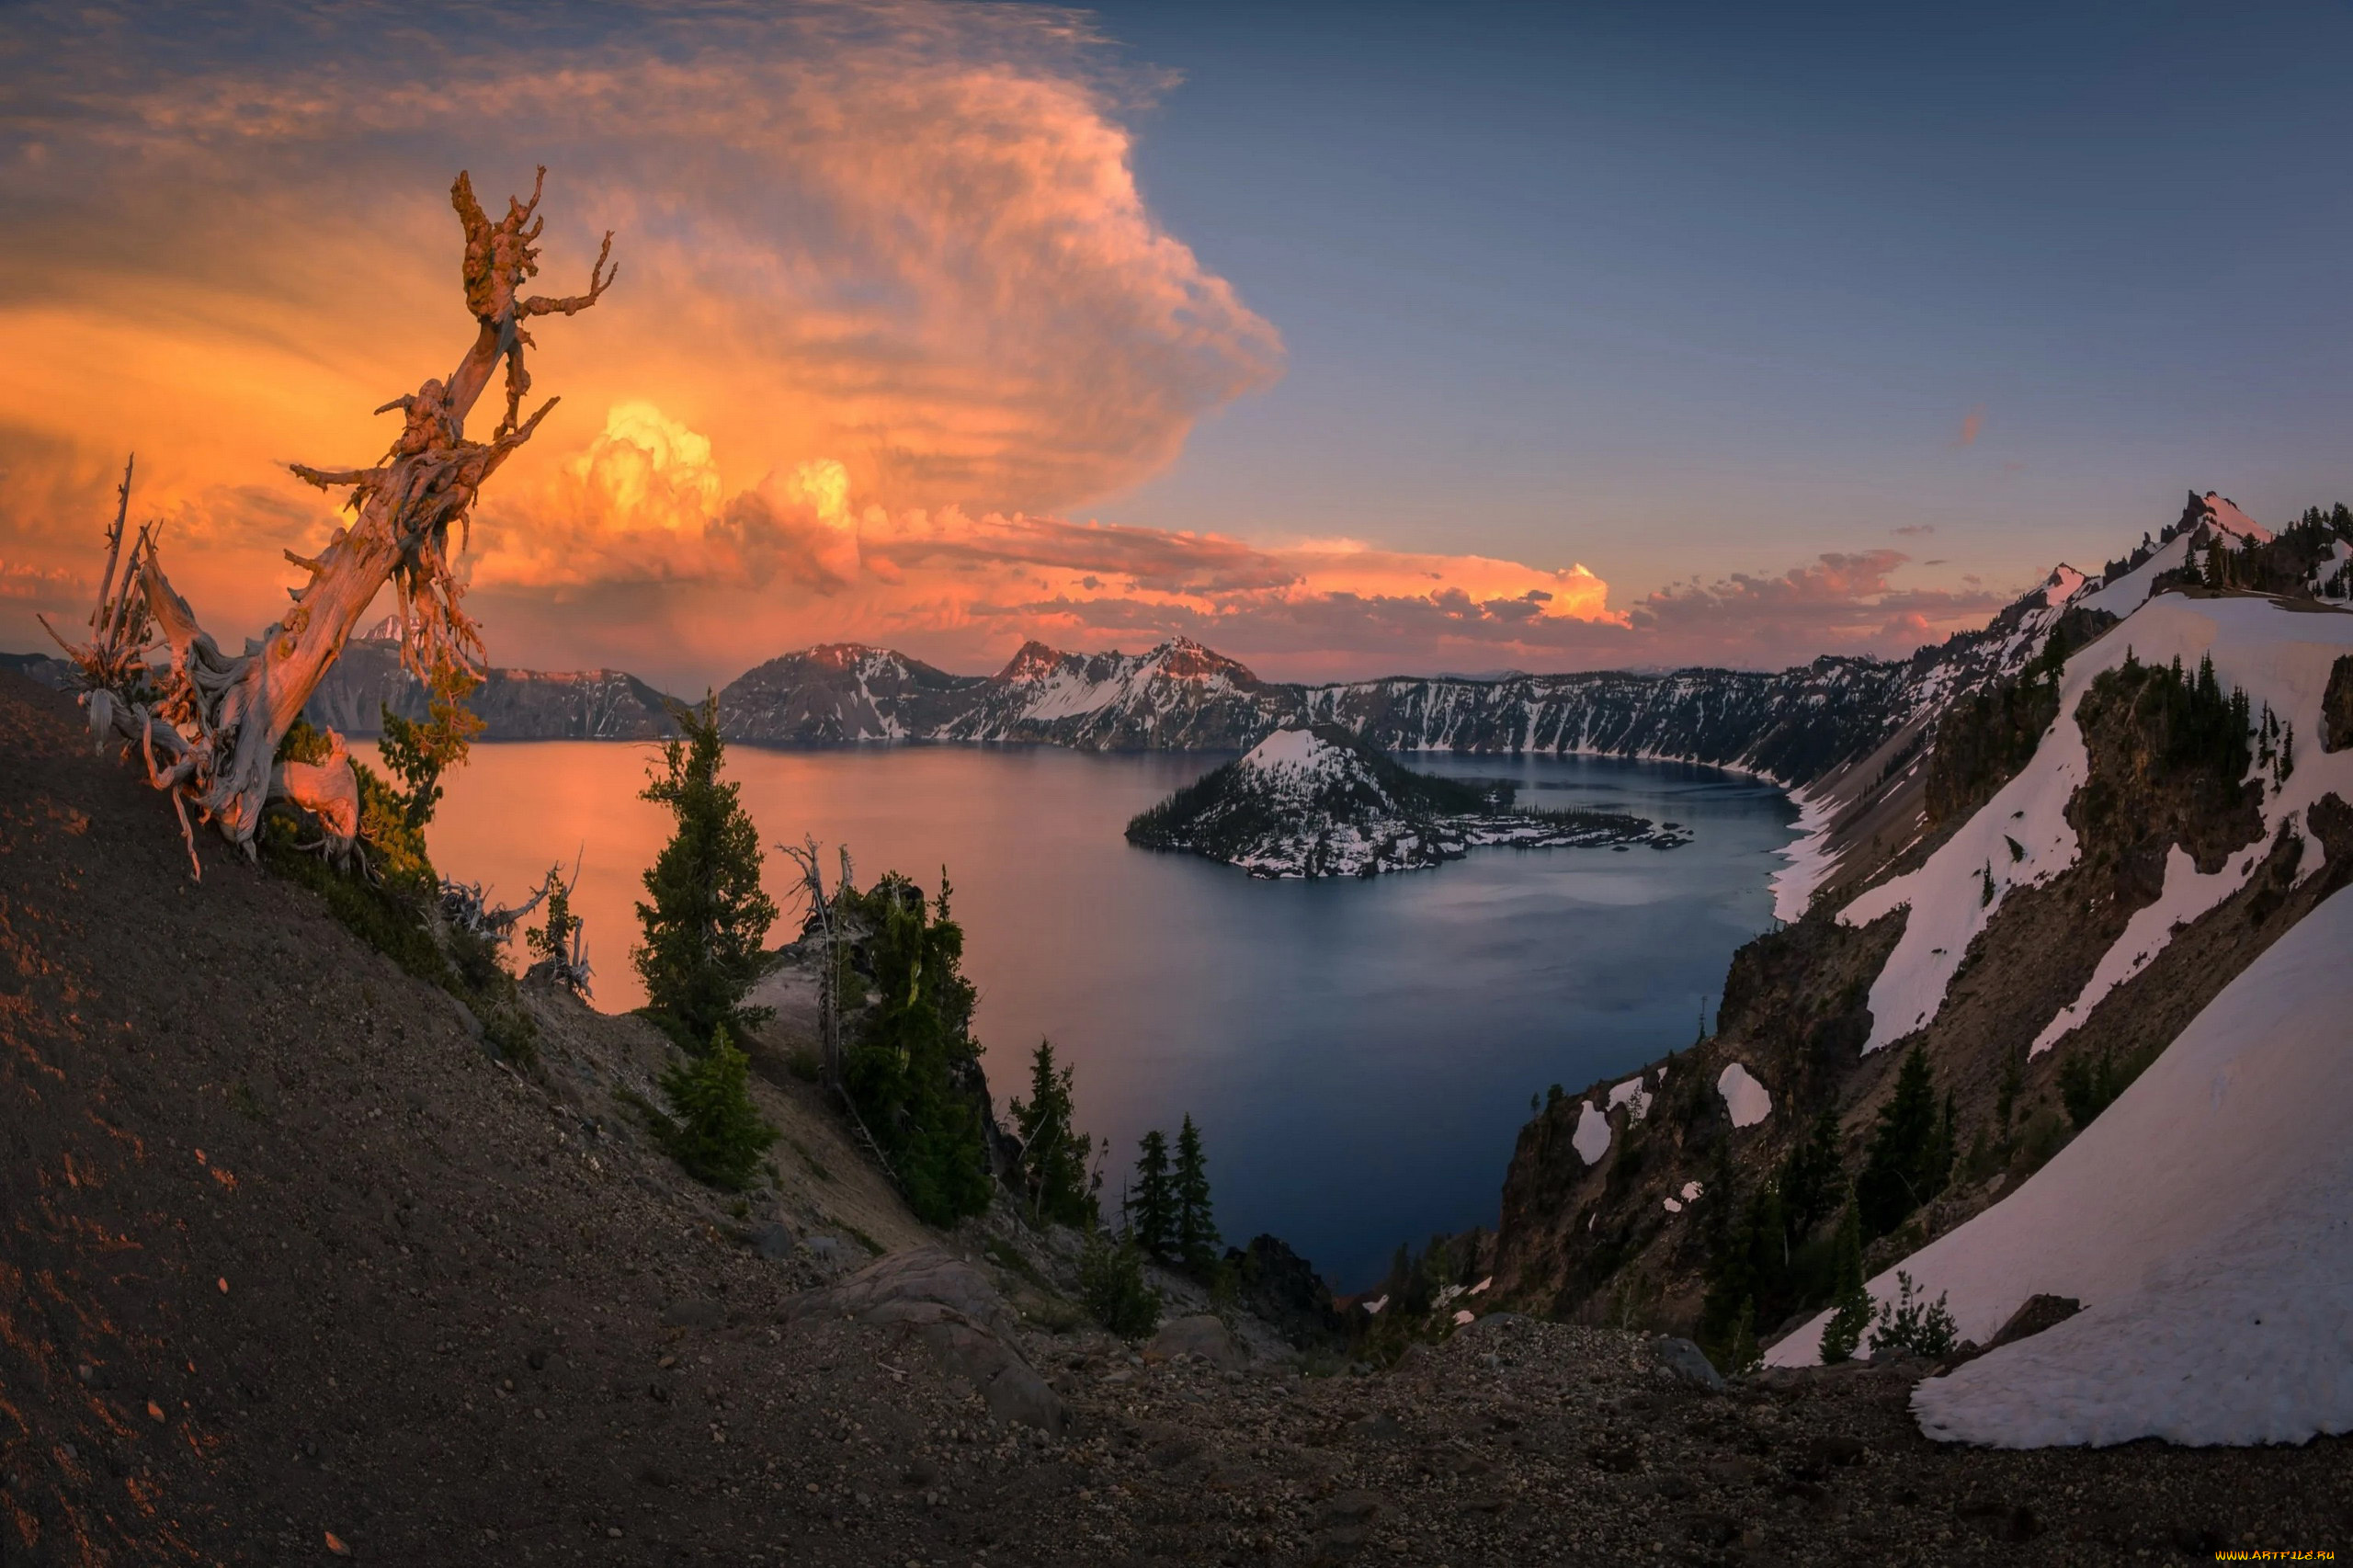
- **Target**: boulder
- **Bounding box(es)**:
[1986,1294,2083,1351]
[781,1246,1063,1432]
[749,1221,797,1261]
[1649,1335,1725,1392]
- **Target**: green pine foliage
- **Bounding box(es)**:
[2059,1046,2131,1130]
[654,1025,776,1189]
[837,871,992,1226]
[1130,1130,1176,1260]
[1008,1040,1097,1228]
[632,695,779,1049]
[1855,1045,1951,1241]
[1819,1200,1870,1364]
[1173,1114,1219,1276]
[1867,1270,1960,1359]
[1778,1107,1846,1243]
[1077,1229,1160,1338]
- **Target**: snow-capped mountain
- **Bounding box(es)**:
[1124,723,1679,878]
[1489,490,2353,1448]
[718,643,985,744]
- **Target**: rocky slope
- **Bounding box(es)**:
[1126,723,1679,878]
[1488,494,2353,1447]
[302,626,678,740]
[7,668,2347,1563]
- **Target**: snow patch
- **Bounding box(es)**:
[1771,883,2353,1449]
[1842,595,2353,1055]
[2029,845,2254,1056]
[1607,1074,1654,1122]
[1572,1099,1612,1165]
[1716,1063,1773,1128]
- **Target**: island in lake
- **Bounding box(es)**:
[1125,723,1690,878]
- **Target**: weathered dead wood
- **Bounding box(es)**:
[50,169,616,876]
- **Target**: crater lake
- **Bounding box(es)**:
[411,742,1802,1290]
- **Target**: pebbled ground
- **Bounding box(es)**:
[1,673,2346,1566]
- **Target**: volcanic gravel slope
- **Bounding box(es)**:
[3,672,2350,1567]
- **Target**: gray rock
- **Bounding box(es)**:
[782,1245,1063,1432]
[1146,1313,1247,1370]
[1986,1293,2083,1350]
[805,1234,847,1263]
[1649,1335,1725,1392]
[749,1221,797,1261]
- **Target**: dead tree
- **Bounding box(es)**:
[44,169,615,876]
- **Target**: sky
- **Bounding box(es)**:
[5,0,2352,688]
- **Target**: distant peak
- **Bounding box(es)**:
[996,640,1069,681]
[1145,637,1257,685]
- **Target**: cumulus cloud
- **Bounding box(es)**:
[0,2,2025,687]
[0,0,1279,634]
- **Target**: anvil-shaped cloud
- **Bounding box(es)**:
[0,0,2004,687]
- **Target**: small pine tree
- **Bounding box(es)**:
[1867,1270,1959,1359]
[655,1026,776,1189]
[838,871,992,1226]
[1078,1227,1161,1338]
[1727,1297,1761,1376]
[1856,1044,1944,1240]
[1173,1115,1218,1276]
[1007,1040,1097,1228]
[1779,1107,1845,1241]
[1819,1199,1870,1364]
[1131,1130,1176,1261]
[633,695,779,1049]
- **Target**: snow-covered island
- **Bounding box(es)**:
[1124,723,1688,878]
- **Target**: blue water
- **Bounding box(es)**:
[422,743,1798,1290]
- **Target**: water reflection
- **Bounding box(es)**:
[412,741,1798,1289]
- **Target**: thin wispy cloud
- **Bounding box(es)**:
[1957,405,1985,448]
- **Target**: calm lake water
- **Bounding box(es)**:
[412,742,1798,1290]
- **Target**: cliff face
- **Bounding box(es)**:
[301,634,677,740]
[1487,495,2353,1436]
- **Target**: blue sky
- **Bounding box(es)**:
[6,0,2351,680]
[1094,0,2353,599]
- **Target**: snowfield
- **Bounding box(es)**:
[1768,882,2353,1449]
[1842,594,2353,1055]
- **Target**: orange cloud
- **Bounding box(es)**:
[0,0,1279,642]
[1958,405,1984,448]
[460,400,1621,677]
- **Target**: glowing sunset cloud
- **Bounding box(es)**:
[0,0,2004,686]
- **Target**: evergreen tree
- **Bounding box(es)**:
[1174,1115,1218,1275]
[633,695,779,1048]
[838,871,992,1226]
[1779,1107,1845,1242]
[655,1026,775,1189]
[1131,1130,1175,1260]
[1996,1046,2023,1133]
[1819,1199,1870,1364]
[1856,1045,1948,1240]
[1077,1227,1159,1338]
[1727,1298,1761,1376]
[1007,1040,1097,1228]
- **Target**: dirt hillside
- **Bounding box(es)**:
[3,674,2347,1566]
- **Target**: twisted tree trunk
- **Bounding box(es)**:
[46,170,615,875]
